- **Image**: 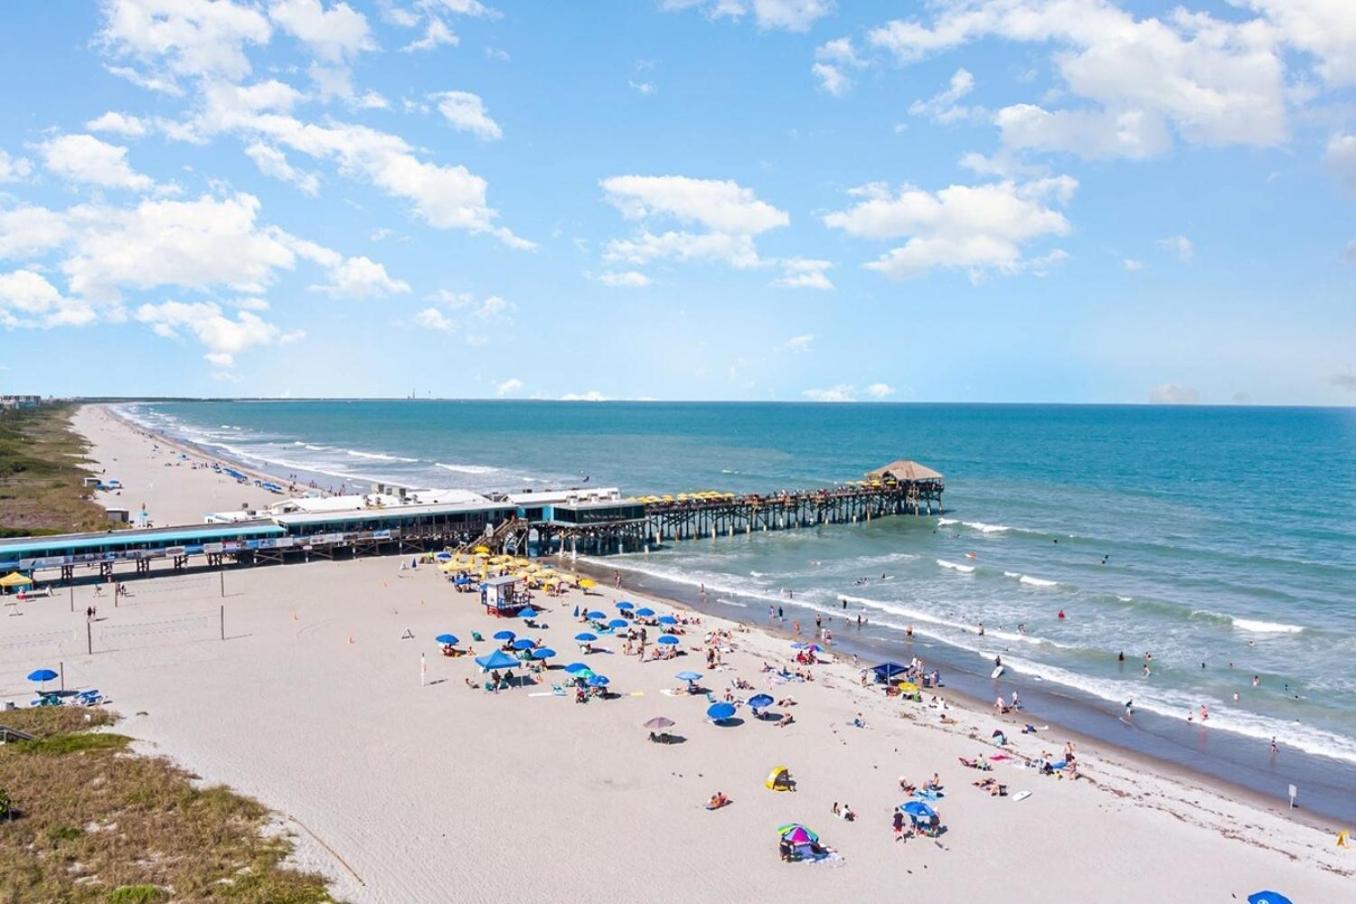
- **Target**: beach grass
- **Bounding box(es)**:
[0,403,113,537]
[0,707,336,903]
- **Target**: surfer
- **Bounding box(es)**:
[841,598,848,609]
[1117,651,1125,662]
[977,622,985,636]
[1123,699,1134,722]
[994,654,1003,668]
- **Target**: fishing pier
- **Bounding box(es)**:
[519,460,945,557]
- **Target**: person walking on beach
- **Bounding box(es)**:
[892,809,905,841]
[777,605,784,620]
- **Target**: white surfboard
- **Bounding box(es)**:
[1012,790,1031,802]
[991,666,1005,679]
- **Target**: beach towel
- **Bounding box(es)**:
[914,789,943,800]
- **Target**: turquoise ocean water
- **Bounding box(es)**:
[123,400,1356,804]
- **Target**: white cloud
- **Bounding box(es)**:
[865,382,895,399]
[909,68,981,124]
[268,0,374,62]
[868,1,1291,156]
[245,142,320,195]
[135,299,301,366]
[1158,234,1194,262]
[309,256,410,298]
[600,175,788,271]
[1326,133,1356,193]
[629,80,657,95]
[802,384,856,402]
[495,377,523,397]
[823,177,1075,280]
[99,0,273,88]
[772,257,833,289]
[433,91,503,140]
[664,0,833,32]
[1123,258,1144,271]
[598,270,651,287]
[782,333,814,351]
[403,17,459,52]
[0,270,97,328]
[0,150,32,183]
[1148,383,1200,404]
[85,111,148,137]
[995,104,1172,159]
[415,306,456,331]
[0,206,72,259]
[812,37,863,95]
[1345,239,1356,262]
[561,390,608,401]
[484,46,510,61]
[40,134,153,191]
[422,289,513,321]
[1242,0,1356,89]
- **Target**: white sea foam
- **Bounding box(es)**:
[964,521,1011,533]
[1116,595,1133,602]
[1018,575,1059,588]
[937,517,959,526]
[1232,618,1304,634]
[435,462,501,475]
[345,450,418,462]
[935,559,975,574]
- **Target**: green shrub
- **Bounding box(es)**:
[107,886,169,904]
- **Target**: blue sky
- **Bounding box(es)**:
[0,0,1352,404]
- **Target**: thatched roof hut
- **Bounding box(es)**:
[866,460,944,483]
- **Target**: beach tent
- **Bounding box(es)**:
[765,765,794,791]
[475,650,519,671]
[0,572,33,588]
[869,662,908,682]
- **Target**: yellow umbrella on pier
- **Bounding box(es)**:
[472,546,490,555]
[0,572,33,587]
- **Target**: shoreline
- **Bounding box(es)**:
[99,402,1356,825]
[7,403,1346,902]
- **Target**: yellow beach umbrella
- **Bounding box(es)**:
[472,545,490,555]
[578,578,596,590]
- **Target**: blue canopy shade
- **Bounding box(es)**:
[748,693,774,709]
[676,671,702,682]
[586,610,607,620]
[434,552,452,560]
[475,650,519,671]
[1248,893,1294,904]
[658,615,678,625]
[706,702,736,721]
[517,607,538,618]
[870,662,909,680]
[512,638,536,650]
[564,662,590,673]
[657,634,679,645]
[574,632,598,642]
[635,607,655,617]
[27,668,58,683]
[900,801,936,818]
[493,630,516,641]
[587,674,610,687]
[607,618,629,629]
[434,633,458,645]
[617,601,634,610]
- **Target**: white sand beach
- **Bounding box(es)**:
[1,406,1349,903]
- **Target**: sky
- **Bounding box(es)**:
[0,0,1353,405]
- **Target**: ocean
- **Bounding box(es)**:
[121,399,1356,815]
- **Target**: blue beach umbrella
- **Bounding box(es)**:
[658,615,678,625]
[676,671,702,683]
[748,693,774,711]
[493,630,516,641]
[434,633,458,645]
[512,638,535,650]
[587,674,610,687]
[657,634,679,646]
[635,607,655,617]
[1248,894,1294,904]
[900,801,936,819]
[607,618,629,630]
[434,552,452,561]
[474,650,519,671]
[564,662,590,673]
[27,668,58,683]
[706,702,736,722]
[617,600,634,610]
[574,632,598,643]
[587,610,607,621]
[518,607,538,619]
[532,647,556,660]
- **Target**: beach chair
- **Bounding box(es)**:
[551,684,567,696]
[471,631,484,642]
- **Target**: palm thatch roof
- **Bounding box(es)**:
[866,460,944,482]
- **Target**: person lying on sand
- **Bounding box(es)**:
[777,697,797,706]
[899,778,917,795]
[707,791,730,810]
[776,713,795,728]
[974,778,1007,796]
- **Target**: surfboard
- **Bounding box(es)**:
[1012,790,1032,802]
[991,666,1005,679]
